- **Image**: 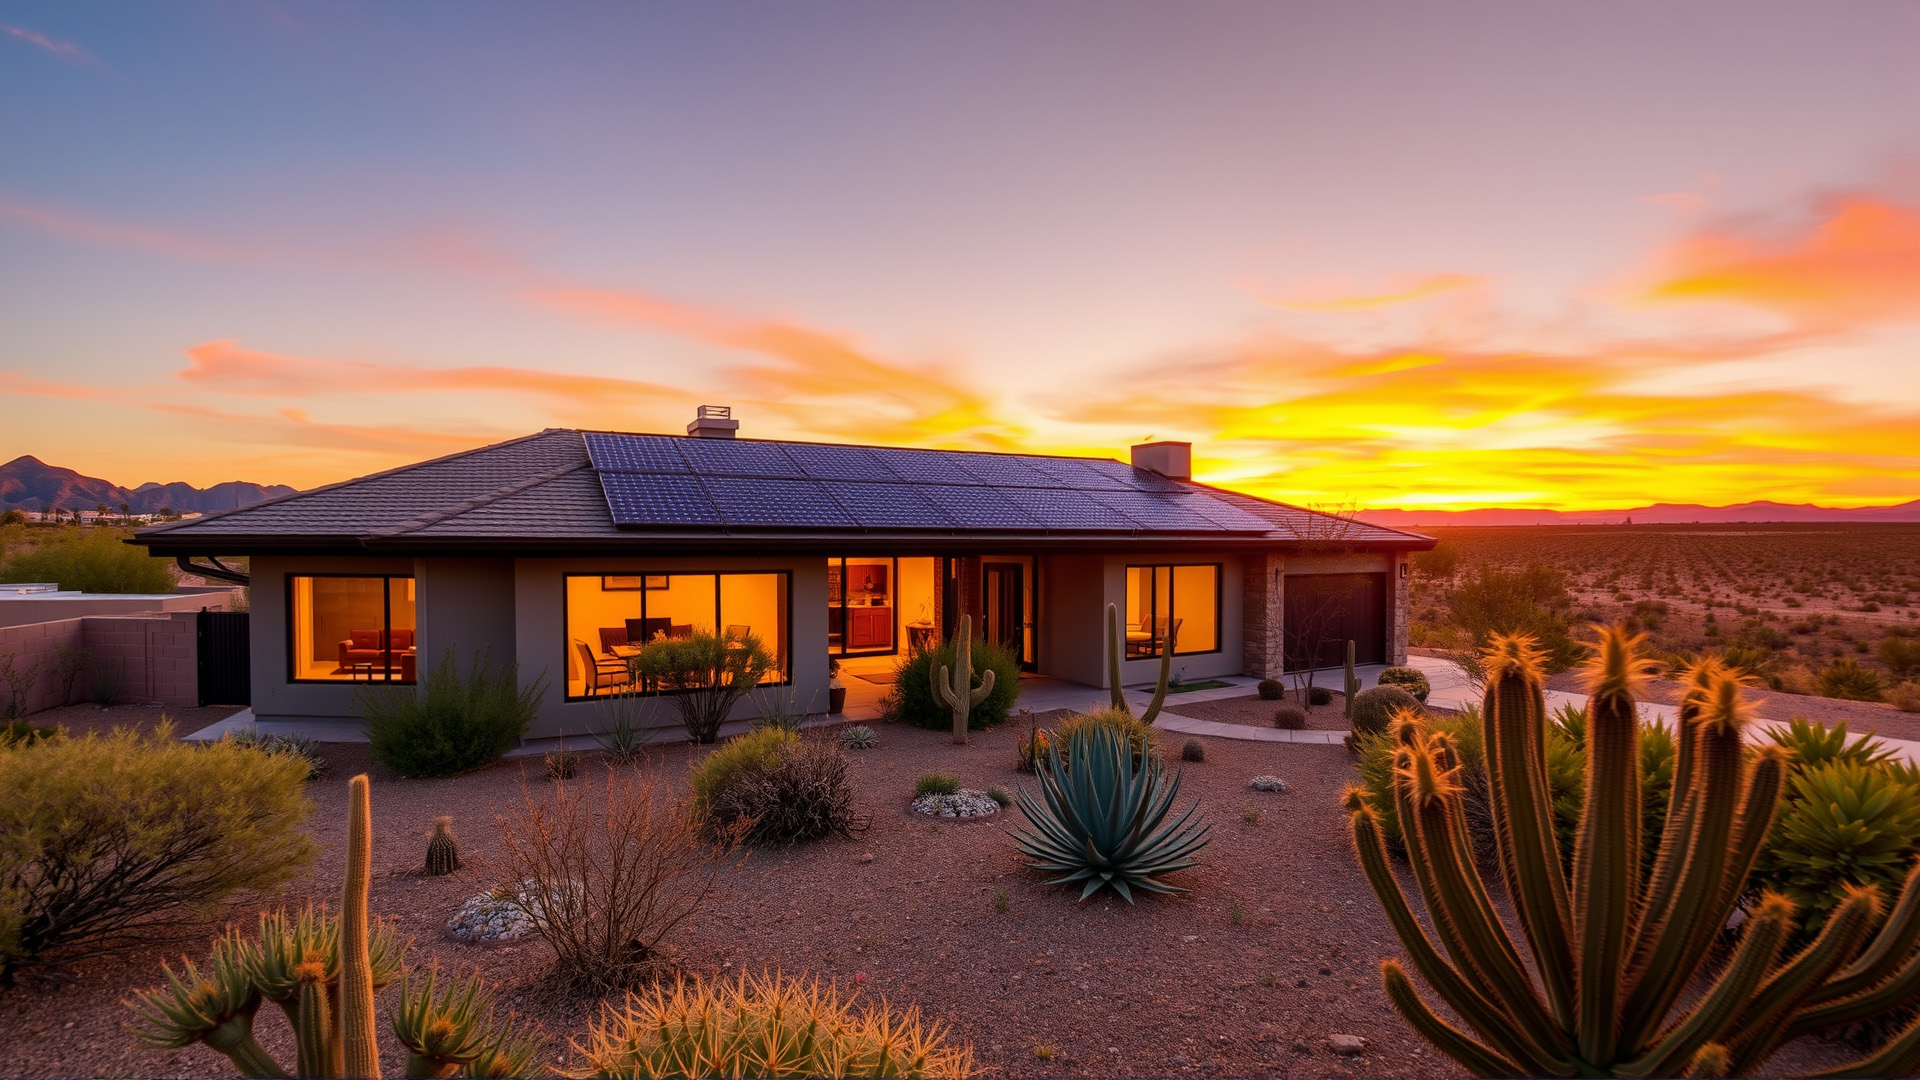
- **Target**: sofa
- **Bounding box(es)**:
[338,628,417,679]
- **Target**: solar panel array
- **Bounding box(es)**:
[584,432,1277,533]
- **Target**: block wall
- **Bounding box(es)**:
[0,612,200,716]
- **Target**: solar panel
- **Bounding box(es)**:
[869,448,982,485]
[954,453,1063,487]
[1022,456,1131,490]
[998,487,1124,530]
[782,442,902,482]
[700,477,858,527]
[675,438,805,478]
[822,481,958,529]
[1087,490,1270,532]
[1180,496,1288,532]
[585,433,690,473]
[600,473,721,525]
[913,485,1044,529]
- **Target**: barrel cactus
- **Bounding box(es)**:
[426,815,460,876]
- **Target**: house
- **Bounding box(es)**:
[132,408,1435,736]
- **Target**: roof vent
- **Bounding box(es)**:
[687,405,739,439]
[1131,441,1191,480]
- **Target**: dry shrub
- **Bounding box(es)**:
[708,738,868,845]
[494,763,739,992]
[1890,681,1920,714]
[571,968,974,1079]
[0,724,315,982]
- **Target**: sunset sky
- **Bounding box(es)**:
[3,2,1919,511]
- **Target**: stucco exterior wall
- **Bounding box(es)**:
[249,554,418,722]
[1037,554,1106,686]
[414,558,517,672]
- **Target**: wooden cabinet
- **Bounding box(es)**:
[848,606,893,649]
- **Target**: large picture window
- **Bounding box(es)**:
[1124,564,1220,658]
[288,575,416,683]
[563,571,789,700]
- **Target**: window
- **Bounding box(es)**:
[288,575,416,683]
[563,572,789,700]
[1124,564,1219,657]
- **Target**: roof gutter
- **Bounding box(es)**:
[176,555,250,586]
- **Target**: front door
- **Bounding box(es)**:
[983,563,1025,665]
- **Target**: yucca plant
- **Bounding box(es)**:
[1766,717,1895,770]
[128,774,542,1078]
[565,968,974,1079]
[1350,628,1920,1077]
[1759,762,1920,935]
[1013,721,1209,902]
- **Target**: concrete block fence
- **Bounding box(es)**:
[0,612,201,716]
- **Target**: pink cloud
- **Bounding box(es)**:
[0,23,93,65]
[0,196,243,263]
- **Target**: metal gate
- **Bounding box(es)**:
[196,610,251,706]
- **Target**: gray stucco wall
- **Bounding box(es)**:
[414,558,517,675]
[1037,554,1106,686]
[250,553,417,723]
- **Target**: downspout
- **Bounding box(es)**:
[176,556,250,586]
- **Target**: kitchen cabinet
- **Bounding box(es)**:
[848,606,893,649]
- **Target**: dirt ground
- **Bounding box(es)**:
[1542,669,1920,743]
[1164,693,1352,732]
[20,702,243,739]
[0,721,1456,1080]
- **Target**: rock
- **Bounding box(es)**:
[1318,963,1332,975]
[1170,1054,1190,1066]
[1292,1039,1311,1054]
[857,852,875,863]
[911,789,1000,818]
[1295,977,1309,988]
[1248,775,1289,792]
[1327,1034,1368,1056]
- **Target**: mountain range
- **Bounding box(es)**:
[1357,500,1920,528]
[0,456,297,515]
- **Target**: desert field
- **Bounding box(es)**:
[1407,523,1920,704]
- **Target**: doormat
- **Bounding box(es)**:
[1164,679,1234,694]
[855,671,897,684]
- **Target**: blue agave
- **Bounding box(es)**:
[1013,721,1210,902]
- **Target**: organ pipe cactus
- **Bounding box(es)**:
[932,613,995,744]
[1350,627,1920,1077]
[128,775,541,1079]
[1105,602,1175,725]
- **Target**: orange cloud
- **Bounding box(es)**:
[1266,272,1485,312]
[1638,195,1920,327]
[148,402,501,458]
[0,195,242,262]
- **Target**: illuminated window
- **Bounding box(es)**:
[288,575,416,683]
[1124,564,1219,657]
[563,572,789,700]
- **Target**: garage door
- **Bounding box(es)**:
[1282,572,1387,671]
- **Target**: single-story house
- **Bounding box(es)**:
[133,408,1435,737]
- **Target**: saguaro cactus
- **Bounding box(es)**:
[1349,627,1920,1077]
[1342,640,1359,720]
[932,613,996,744]
[1105,602,1175,725]
[341,774,381,1079]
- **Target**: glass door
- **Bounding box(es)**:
[829,556,897,656]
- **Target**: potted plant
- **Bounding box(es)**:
[828,657,847,714]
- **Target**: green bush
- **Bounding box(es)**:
[633,631,776,744]
[709,738,862,845]
[1056,707,1157,767]
[0,526,175,593]
[1272,702,1307,730]
[1375,666,1430,702]
[913,772,960,798]
[1447,565,1582,672]
[1816,657,1884,702]
[891,636,1021,732]
[1348,685,1419,737]
[687,726,796,815]
[1255,679,1284,701]
[1753,761,1920,934]
[1880,634,1920,680]
[1308,685,1333,706]
[358,649,545,778]
[0,725,315,981]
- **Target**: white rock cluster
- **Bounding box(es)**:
[912,788,1001,818]
[448,878,580,943]
[1248,775,1290,793]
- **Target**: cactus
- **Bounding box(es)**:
[129,776,541,1079]
[1343,640,1359,721]
[426,816,460,876]
[837,724,877,750]
[1104,602,1176,725]
[1349,626,1920,1077]
[931,614,996,744]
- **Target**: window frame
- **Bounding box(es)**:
[285,573,418,685]
[1123,562,1223,658]
[560,569,794,703]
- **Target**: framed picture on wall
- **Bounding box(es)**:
[602,575,671,590]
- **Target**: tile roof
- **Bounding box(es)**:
[135,428,1434,551]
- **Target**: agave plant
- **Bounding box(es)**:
[1012,721,1209,902]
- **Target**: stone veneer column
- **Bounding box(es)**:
[1390,552,1411,665]
[1241,553,1285,678]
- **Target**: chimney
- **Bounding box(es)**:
[687,405,739,439]
[1130,441,1191,480]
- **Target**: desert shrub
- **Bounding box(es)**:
[1880,634,1920,680]
[0,652,39,720]
[633,631,776,745]
[0,526,174,594]
[592,689,660,764]
[1447,565,1582,671]
[1055,707,1157,767]
[747,684,815,732]
[221,728,327,780]
[1348,685,1419,737]
[986,786,1012,807]
[1180,738,1205,762]
[572,969,974,1079]
[1816,657,1883,702]
[0,725,316,981]
[687,727,796,815]
[1750,760,1920,934]
[1308,685,1333,706]
[0,721,55,747]
[1411,541,1458,580]
[891,636,1021,732]
[837,724,877,749]
[1272,701,1307,730]
[1016,728,1052,773]
[710,739,864,844]
[913,772,960,798]
[1891,682,1920,714]
[1375,666,1430,702]
[1717,643,1779,686]
[1255,679,1284,701]
[493,764,738,991]
[359,649,545,777]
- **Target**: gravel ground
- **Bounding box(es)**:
[1167,693,1352,732]
[20,702,243,739]
[0,722,1450,1080]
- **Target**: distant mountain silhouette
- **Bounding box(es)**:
[1358,499,1920,528]
[0,456,296,514]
